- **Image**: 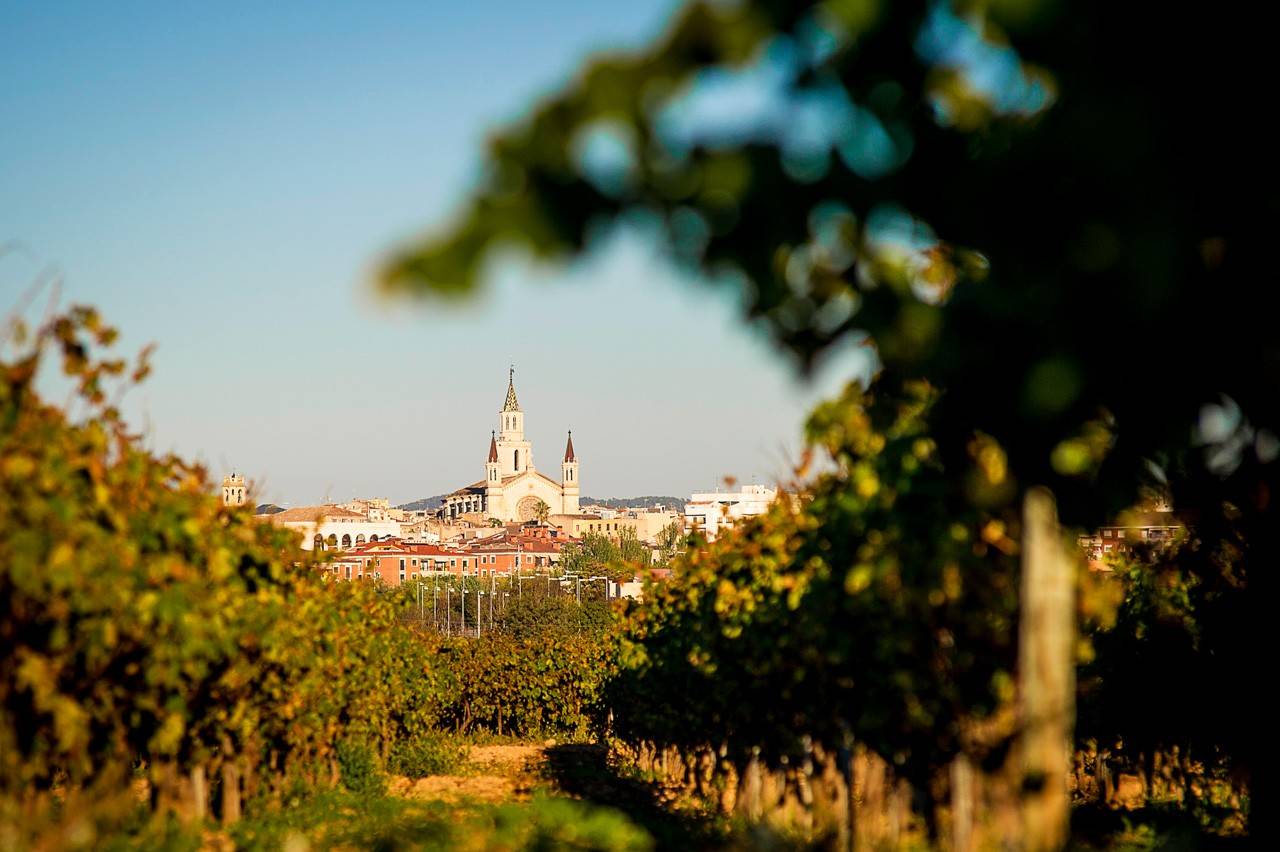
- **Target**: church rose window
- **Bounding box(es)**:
[516,496,542,522]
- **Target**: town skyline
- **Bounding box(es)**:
[229,356,855,509]
[2,1,868,507]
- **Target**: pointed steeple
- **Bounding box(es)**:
[502,365,520,412]
[563,430,575,463]
[488,431,499,463]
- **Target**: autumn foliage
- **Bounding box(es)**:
[0,307,446,831]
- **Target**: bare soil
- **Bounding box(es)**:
[388,743,548,804]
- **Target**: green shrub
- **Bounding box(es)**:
[436,632,612,739]
[484,796,653,851]
[230,790,652,851]
[388,732,465,778]
[336,739,384,796]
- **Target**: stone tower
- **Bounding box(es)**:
[221,472,246,507]
[495,366,533,475]
[484,431,505,518]
[561,431,580,515]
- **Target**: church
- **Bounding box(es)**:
[439,370,580,522]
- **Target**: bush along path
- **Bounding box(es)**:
[379,739,819,851]
[221,739,721,852]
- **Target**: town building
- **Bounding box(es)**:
[324,526,572,586]
[221,473,247,507]
[440,369,581,523]
[684,484,778,541]
[328,540,478,584]
[1079,509,1184,568]
[339,497,409,523]
[550,506,682,544]
[262,504,402,551]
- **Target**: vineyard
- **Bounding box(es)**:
[0,307,630,847]
[367,0,1269,846]
[1,306,1253,849]
[597,381,1250,847]
[0,7,1266,845]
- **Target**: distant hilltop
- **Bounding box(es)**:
[397,494,685,513]
[580,496,687,512]
[397,494,450,512]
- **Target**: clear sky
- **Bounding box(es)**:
[1,1,866,506]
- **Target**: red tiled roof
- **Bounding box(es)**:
[564,431,575,463]
[404,543,468,556]
[488,431,499,463]
[515,541,563,553]
[350,540,409,554]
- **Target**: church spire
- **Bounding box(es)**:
[488,431,499,463]
[563,430,576,462]
[502,365,520,412]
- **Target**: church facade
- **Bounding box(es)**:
[440,371,580,523]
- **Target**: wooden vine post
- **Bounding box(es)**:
[1018,487,1075,850]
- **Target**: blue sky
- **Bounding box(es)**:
[1,1,865,505]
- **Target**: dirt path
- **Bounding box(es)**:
[388,743,548,804]
[388,742,721,849]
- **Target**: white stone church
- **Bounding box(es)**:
[440,370,580,522]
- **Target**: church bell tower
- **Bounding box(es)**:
[484,431,504,517]
[221,472,246,507]
[561,432,580,515]
[495,366,533,475]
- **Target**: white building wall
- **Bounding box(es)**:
[279,517,403,551]
[684,484,778,541]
